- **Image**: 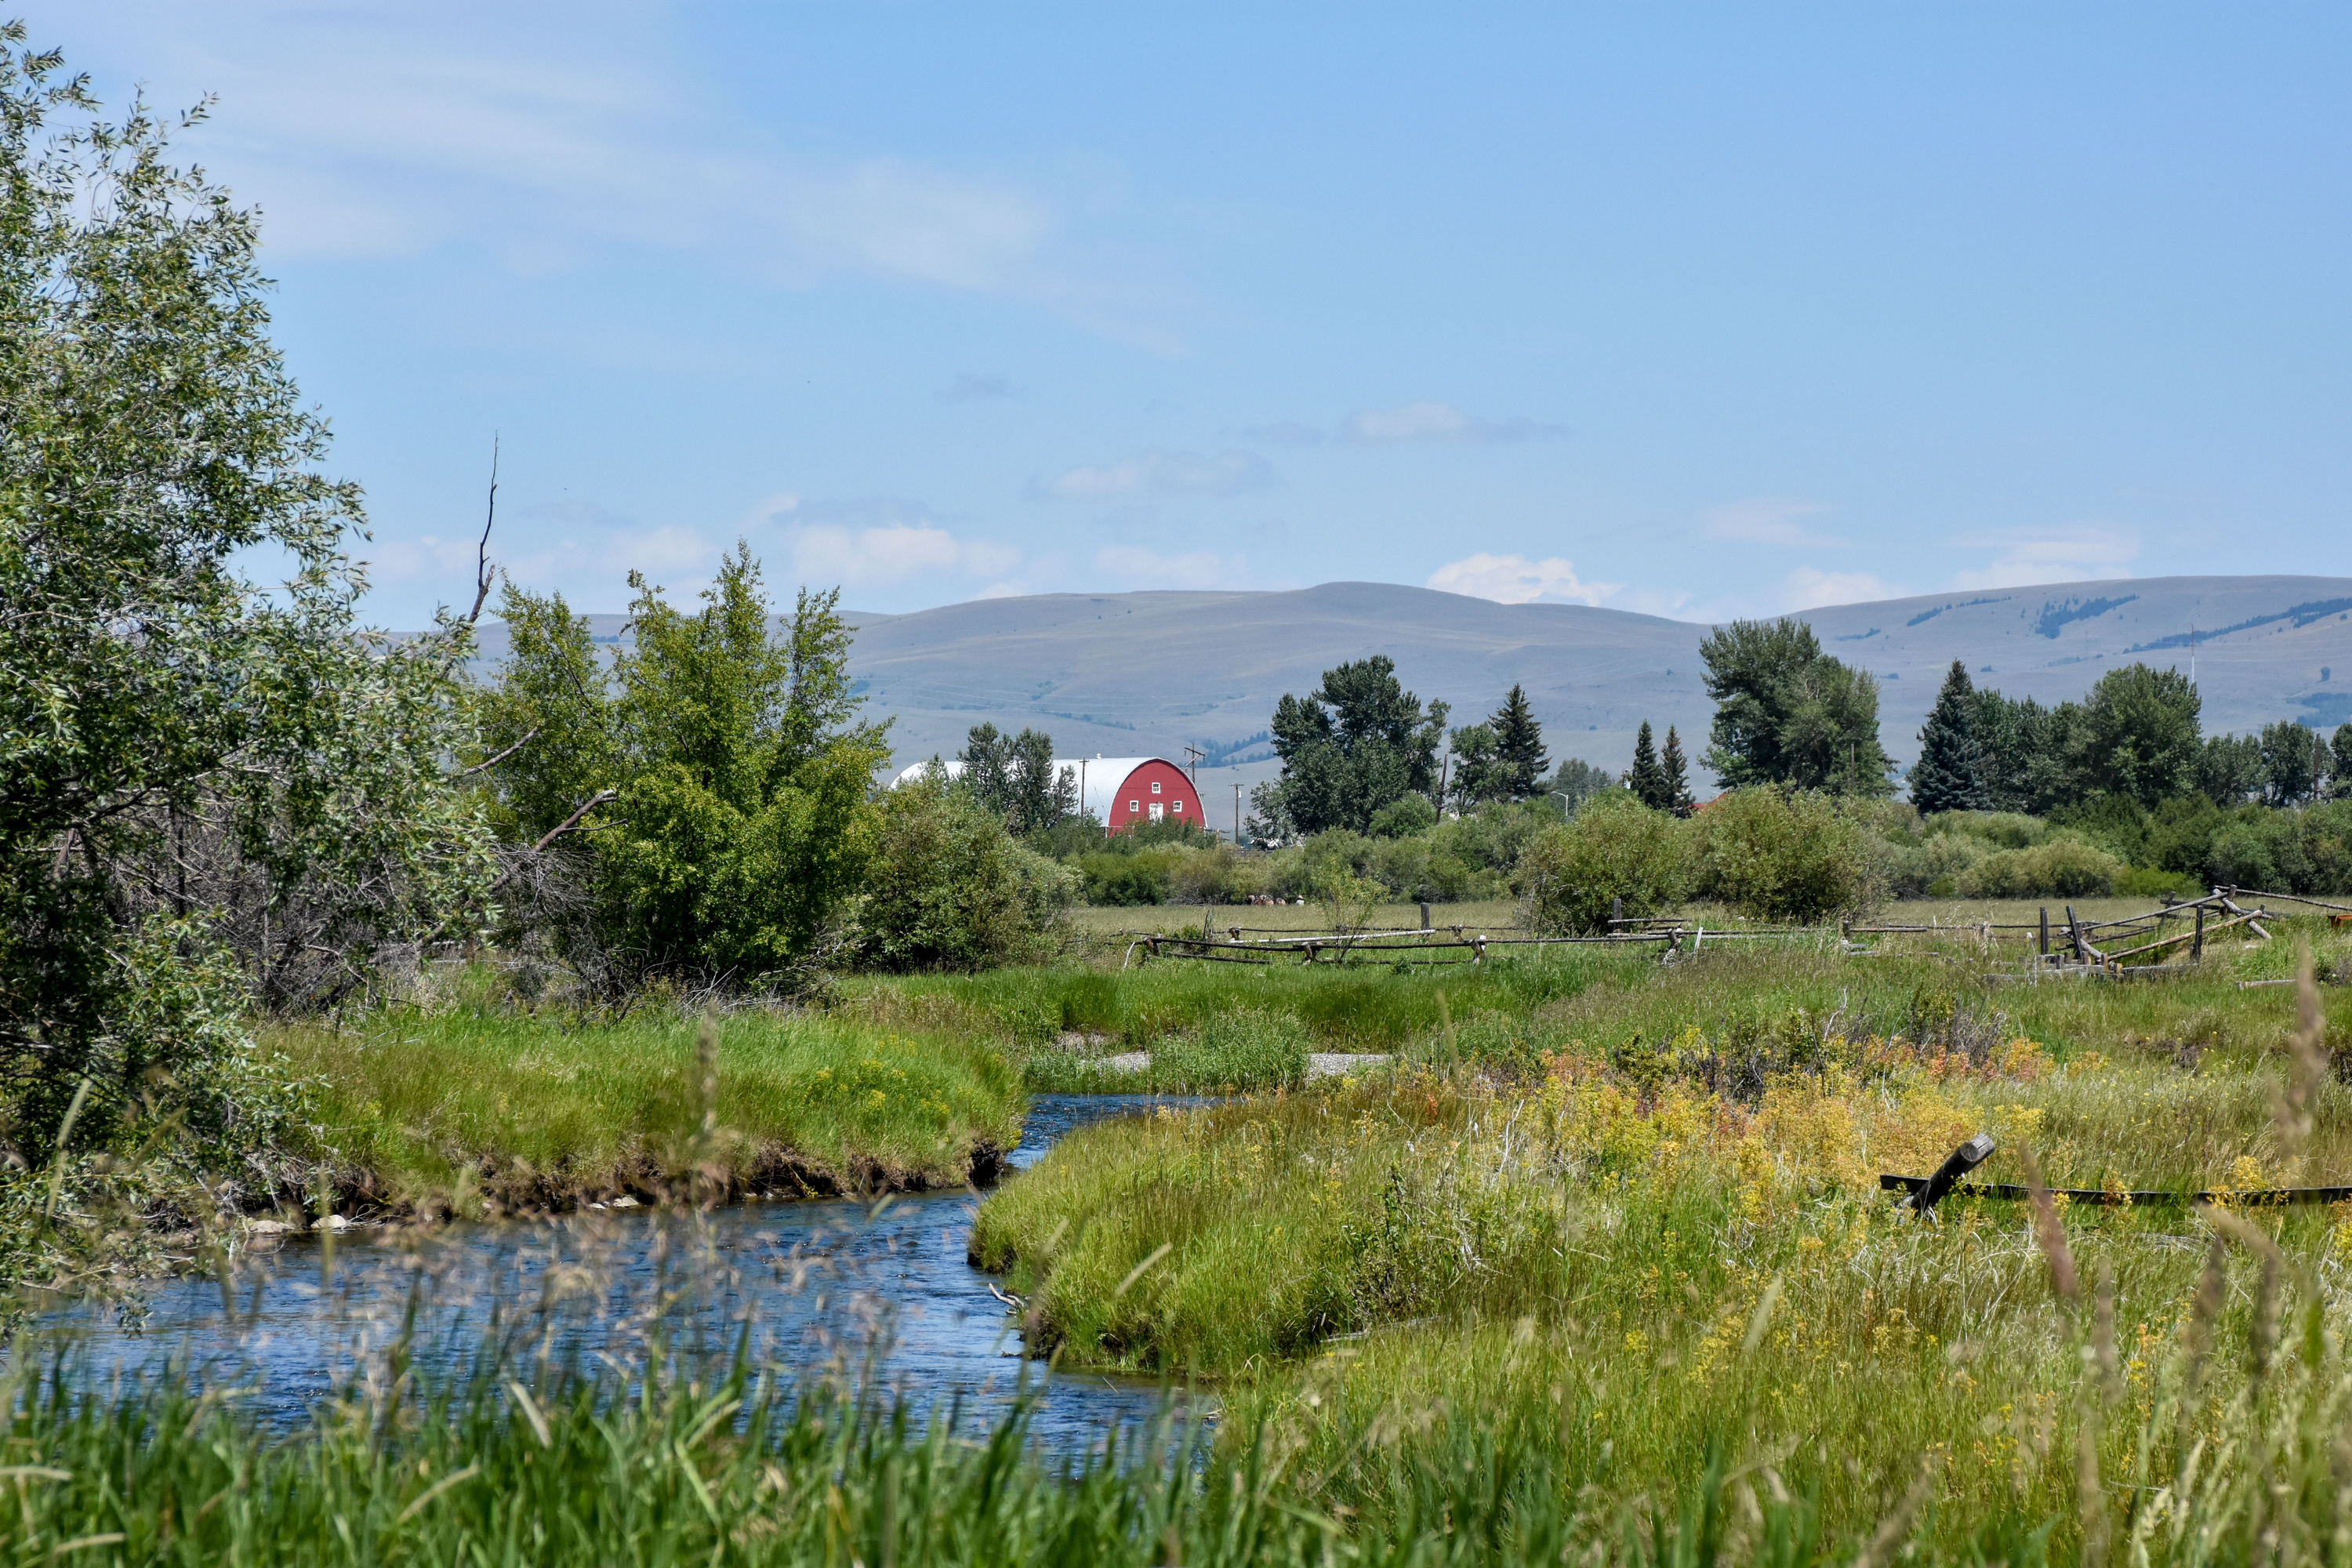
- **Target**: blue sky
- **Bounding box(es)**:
[47,3,2352,627]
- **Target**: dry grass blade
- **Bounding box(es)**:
[1852,1459,1937,1568]
[2019,1146,2079,1306]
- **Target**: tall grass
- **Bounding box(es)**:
[277,995,1024,1214]
[973,955,2352,1552]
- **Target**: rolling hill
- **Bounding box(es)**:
[465,575,2352,804]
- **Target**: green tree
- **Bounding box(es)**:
[2070,662,2201,808]
[1444,721,1506,809]
[1660,725,1695,815]
[2334,724,2352,800]
[485,548,890,984]
[1489,684,1548,799]
[956,724,1074,834]
[1697,619,1893,796]
[2259,720,2321,807]
[1251,656,1447,836]
[1910,660,1987,815]
[1544,758,1615,814]
[2195,733,2266,806]
[1627,720,1671,811]
[1,41,492,1149]
[1969,688,2075,814]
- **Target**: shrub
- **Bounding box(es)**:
[1367,793,1437,838]
[1516,793,1689,935]
[1077,854,1171,906]
[1954,835,2124,898]
[1923,811,2049,850]
[2117,865,2202,898]
[1694,789,1881,922]
[855,779,1076,969]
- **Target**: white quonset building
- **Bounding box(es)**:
[890,755,1204,837]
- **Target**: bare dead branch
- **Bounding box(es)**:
[459,726,537,778]
[465,434,500,626]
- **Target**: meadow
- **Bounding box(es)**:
[18,909,2352,1563]
[959,916,2352,1558]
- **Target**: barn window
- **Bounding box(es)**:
[1151,781,1162,794]
[1174,801,1185,812]
[1128,800,1138,813]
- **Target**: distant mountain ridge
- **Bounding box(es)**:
[463,575,2352,797]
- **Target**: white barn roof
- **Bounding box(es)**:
[890,755,1184,826]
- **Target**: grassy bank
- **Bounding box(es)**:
[277,994,1025,1216]
[969,924,2352,1552]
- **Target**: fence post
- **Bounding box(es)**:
[1419,900,1431,933]
[2192,904,2205,963]
[2038,906,2049,958]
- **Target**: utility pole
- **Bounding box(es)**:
[1233,781,1242,846]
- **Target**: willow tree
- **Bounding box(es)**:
[1,34,493,1156]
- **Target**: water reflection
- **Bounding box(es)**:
[48,1094,1216,1456]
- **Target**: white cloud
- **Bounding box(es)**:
[1341,402,1563,445]
[1425,554,1621,607]
[1701,497,1841,548]
[1777,567,1897,611]
[784,522,1020,588]
[1094,544,1243,589]
[1948,524,2141,590]
[1047,449,1273,499]
[69,2,1167,325]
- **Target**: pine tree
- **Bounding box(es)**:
[1911,659,1987,815]
[1489,684,1548,799]
[1627,720,1671,810]
[1661,725,1694,815]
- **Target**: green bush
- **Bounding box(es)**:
[1954,834,2124,898]
[1079,854,1171,906]
[855,778,1076,969]
[1367,793,1437,838]
[1694,788,1881,922]
[2117,865,2203,898]
[1516,793,1689,935]
[1923,810,2049,850]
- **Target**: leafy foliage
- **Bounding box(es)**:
[1517,793,1688,935]
[1697,619,1894,795]
[0,38,491,1155]
[850,772,1076,971]
[1692,788,1882,921]
[1253,656,1447,836]
[956,723,1076,833]
[481,550,890,985]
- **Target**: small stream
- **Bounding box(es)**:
[46,1095,1212,1456]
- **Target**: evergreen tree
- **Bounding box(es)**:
[1910,660,1987,814]
[1660,725,1695,815]
[1488,684,1548,799]
[1627,720,1671,810]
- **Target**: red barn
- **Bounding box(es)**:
[1072,757,1200,836]
[887,753,1204,837]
